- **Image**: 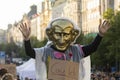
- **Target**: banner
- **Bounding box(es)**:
[0,64,17,78]
[48,59,79,80]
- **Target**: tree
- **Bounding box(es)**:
[105,11,120,70]
[75,32,84,44]
[30,36,48,48]
[91,8,120,71]
[103,8,114,20]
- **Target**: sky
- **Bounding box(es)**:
[0,0,43,30]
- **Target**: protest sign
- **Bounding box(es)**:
[0,64,16,78]
[48,59,79,80]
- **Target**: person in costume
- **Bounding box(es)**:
[19,17,111,80]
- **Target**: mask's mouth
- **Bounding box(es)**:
[58,45,66,48]
[55,44,69,50]
[56,43,68,47]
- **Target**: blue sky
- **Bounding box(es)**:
[0,0,43,30]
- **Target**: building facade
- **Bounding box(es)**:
[0,29,6,44]
[6,0,120,44]
[40,0,52,40]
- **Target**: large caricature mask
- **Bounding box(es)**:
[46,18,80,51]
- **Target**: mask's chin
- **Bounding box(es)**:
[56,46,67,51]
[54,44,70,51]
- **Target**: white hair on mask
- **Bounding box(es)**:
[45,17,81,45]
[46,17,81,33]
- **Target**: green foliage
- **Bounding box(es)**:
[105,11,120,62]
[0,36,48,60]
[91,9,120,69]
[0,43,6,51]
[75,32,84,44]
[103,8,114,20]
[83,33,96,44]
[75,32,95,45]
[30,36,48,48]
[0,42,26,59]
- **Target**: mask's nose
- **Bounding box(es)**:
[59,34,65,44]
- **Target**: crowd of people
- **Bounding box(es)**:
[0,66,120,80]
[91,71,120,80]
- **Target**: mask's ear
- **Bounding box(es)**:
[71,29,79,42]
[46,28,54,41]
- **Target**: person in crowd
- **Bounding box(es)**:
[19,17,111,80]
[1,73,14,80]
[16,75,20,80]
[25,77,30,80]
[0,68,8,78]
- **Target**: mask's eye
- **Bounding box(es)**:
[54,32,61,36]
[63,33,70,37]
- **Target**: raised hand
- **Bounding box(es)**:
[99,20,111,37]
[19,19,31,41]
